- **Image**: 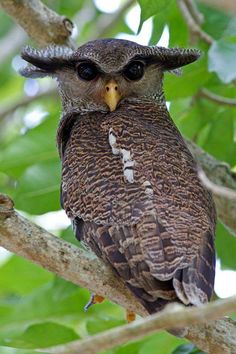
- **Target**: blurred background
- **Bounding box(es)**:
[0,0,236,353]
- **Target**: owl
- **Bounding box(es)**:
[21,39,216,320]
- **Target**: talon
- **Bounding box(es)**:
[93,294,105,303]
[84,293,105,311]
[126,310,136,323]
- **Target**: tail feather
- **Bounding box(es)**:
[173,231,215,306]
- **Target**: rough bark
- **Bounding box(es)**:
[0,0,74,47]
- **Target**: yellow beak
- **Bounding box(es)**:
[103,80,121,112]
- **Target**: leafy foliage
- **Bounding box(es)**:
[0,0,236,353]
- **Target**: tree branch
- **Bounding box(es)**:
[177,0,213,44]
[198,168,236,201]
[187,140,236,236]
[0,193,236,354]
[0,85,57,121]
[42,299,236,354]
[0,193,146,317]
[0,0,74,47]
[184,0,204,25]
[198,88,236,107]
[199,0,236,15]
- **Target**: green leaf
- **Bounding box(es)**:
[149,15,166,45]
[115,339,145,354]
[199,107,236,166]
[172,99,207,140]
[13,161,61,214]
[60,226,78,246]
[165,57,210,100]
[1,322,79,349]
[208,39,236,83]
[0,115,58,178]
[0,255,52,296]
[167,3,188,47]
[198,3,231,40]
[138,0,172,32]
[51,277,79,302]
[216,222,236,270]
[138,332,186,354]
[0,348,46,354]
[86,317,124,335]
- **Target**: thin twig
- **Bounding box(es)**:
[0,194,236,354]
[185,0,204,24]
[198,169,236,200]
[0,86,57,121]
[177,0,213,44]
[200,0,236,15]
[42,298,236,354]
[199,88,236,106]
[0,0,74,47]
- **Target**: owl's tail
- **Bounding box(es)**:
[128,288,187,337]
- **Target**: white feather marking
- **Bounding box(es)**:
[109,128,119,155]
[108,129,135,183]
[121,148,135,183]
[143,180,154,196]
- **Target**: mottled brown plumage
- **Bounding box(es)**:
[20,39,216,315]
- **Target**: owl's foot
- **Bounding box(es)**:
[126,310,136,323]
[84,293,105,311]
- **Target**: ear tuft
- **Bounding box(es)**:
[150,46,201,71]
[20,45,74,78]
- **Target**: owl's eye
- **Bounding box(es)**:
[77,63,98,81]
[123,61,144,81]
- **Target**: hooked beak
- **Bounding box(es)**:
[103,79,121,112]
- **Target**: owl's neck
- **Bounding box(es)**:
[60,86,167,115]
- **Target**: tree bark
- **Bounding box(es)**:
[0,0,74,47]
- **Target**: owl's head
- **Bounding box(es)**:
[20,38,200,113]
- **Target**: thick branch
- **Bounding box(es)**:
[0,194,146,316]
[187,141,236,236]
[0,0,74,47]
[0,194,236,354]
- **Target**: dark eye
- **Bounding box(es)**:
[77,63,98,81]
[123,61,144,81]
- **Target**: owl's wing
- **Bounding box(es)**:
[136,212,215,305]
[101,112,216,306]
[173,230,215,305]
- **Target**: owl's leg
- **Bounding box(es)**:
[84,293,105,311]
[126,310,136,323]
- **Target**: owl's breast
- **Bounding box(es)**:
[61,105,214,229]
